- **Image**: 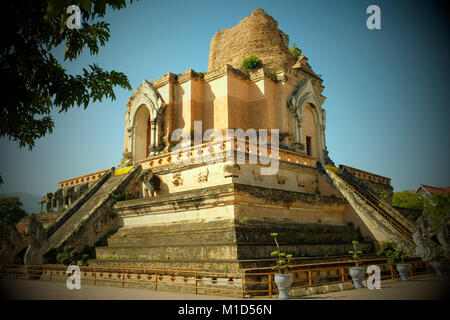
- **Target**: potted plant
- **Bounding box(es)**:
[430,251,446,277]
[270,233,293,299]
[377,241,410,281]
[348,240,365,288]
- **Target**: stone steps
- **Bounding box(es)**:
[93,216,372,271]
[46,166,142,253]
[319,165,415,246]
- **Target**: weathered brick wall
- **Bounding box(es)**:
[208,8,298,73]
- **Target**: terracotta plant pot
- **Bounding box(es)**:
[396,264,410,281]
[349,267,365,288]
[431,261,445,277]
[274,273,293,300]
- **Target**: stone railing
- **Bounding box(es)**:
[58,168,110,190]
[47,168,114,238]
[54,165,143,251]
[339,165,390,185]
[56,137,318,193]
[135,136,318,171]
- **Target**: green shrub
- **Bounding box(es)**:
[242,55,262,69]
[239,216,249,225]
[289,43,302,58]
[374,189,389,199]
[111,192,130,205]
[56,245,92,266]
[377,241,409,264]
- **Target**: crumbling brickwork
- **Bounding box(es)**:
[208,8,298,73]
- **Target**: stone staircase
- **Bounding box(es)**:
[92,218,374,272]
[45,165,142,255]
[317,162,414,246]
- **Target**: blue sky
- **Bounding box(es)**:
[0,0,448,196]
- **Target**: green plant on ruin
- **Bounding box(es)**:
[120,233,126,238]
[377,241,409,264]
[239,216,249,225]
[270,233,293,274]
[297,235,312,244]
[242,55,262,69]
[374,189,389,200]
[289,42,302,58]
[348,240,363,267]
[111,192,130,205]
[56,245,91,266]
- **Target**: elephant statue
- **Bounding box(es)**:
[140,170,161,197]
[0,217,26,265]
[40,192,53,213]
[62,186,76,208]
[75,182,90,200]
[52,188,64,212]
[23,214,49,265]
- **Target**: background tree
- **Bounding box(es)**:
[0,197,28,224]
[0,0,135,150]
[392,191,424,210]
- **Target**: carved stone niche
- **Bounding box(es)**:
[292,142,305,153]
[296,176,305,189]
[276,174,288,185]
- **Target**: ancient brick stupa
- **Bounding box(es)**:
[208,8,298,73]
[19,9,414,274]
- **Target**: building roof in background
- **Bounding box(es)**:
[414,184,450,196]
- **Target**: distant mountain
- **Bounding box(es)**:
[0,192,42,214]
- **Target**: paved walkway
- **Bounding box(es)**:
[297,274,449,300]
[0,274,448,300]
[0,278,237,300]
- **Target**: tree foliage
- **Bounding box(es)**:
[392,191,424,210]
[0,197,28,224]
[0,0,134,149]
[393,191,449,227]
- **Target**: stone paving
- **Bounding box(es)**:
[0,274,448,300]
[295,274,449,300]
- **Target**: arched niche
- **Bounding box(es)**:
[302,104,318,157]
[125,80,166,162]
[287,78,327,160]
[133,105,151,161]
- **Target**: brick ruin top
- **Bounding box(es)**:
[209,8,305,74]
